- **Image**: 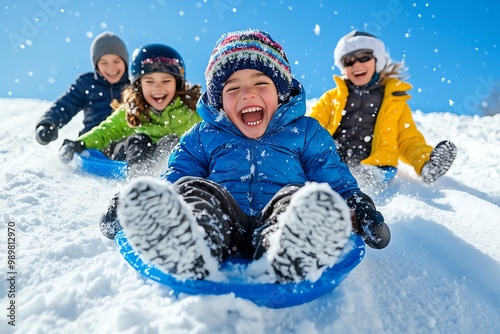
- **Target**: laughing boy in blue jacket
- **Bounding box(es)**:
[108,29,390,284]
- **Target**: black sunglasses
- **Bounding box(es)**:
[341,52,374,67]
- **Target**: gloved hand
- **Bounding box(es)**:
[35,122,58,145]
[58,139,85,163]
[347,193,391,249]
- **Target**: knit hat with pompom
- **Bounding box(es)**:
[204,29,293,109]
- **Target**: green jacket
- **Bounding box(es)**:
[78,97,201,150]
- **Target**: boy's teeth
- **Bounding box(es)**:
[241,107,263,113]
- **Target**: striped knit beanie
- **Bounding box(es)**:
[205,29,293,109]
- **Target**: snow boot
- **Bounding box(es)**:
[156,134,179,159]
[421,140,457,183]
[99,192,122,239]
[117,176,220,280]
[267,183,352,283]
[126,135,179,179]
[125,134,156,179]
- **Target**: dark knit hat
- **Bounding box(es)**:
[205,29,293,109]
[90,31,128,68]
[334,30,388,73]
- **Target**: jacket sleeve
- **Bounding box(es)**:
[36,74,88,128]
[161,124,209,182]
[309,89,342,137]
[77,108,134,150]
[301,118,361,199]
[309,91,333,130]
[396,100,433,173]
[308,76,347,136]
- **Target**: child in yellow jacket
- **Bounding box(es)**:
[309,30,457,185]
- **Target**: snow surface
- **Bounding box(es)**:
[1,98,500,333]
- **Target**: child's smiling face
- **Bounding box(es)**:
[96,54,126,84]
[140,72,177,111]
[343,51,377,86]
[222,69,279,139]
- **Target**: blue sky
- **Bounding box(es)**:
[2,0,499,116]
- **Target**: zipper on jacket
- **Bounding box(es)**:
[109,85,116,101]
[248,140,258,215]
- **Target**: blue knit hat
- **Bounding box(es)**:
[205,29,293,109]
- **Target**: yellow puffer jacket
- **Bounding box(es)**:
[309,75,432,174]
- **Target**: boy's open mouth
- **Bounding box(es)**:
[240,107,264,126]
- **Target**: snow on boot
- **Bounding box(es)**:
[99,193,122,240]
[267,183,352,283]
[421,140,457,183]
[156,134,179,158]
[117,176,220,281]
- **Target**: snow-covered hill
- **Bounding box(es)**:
[1,98,499,333]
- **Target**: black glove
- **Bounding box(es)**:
[35,122,58,145]
[58,139,85,163]
[347,193,390,249]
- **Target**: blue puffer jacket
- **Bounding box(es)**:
[37,72,130,136]
[162,79,361,216]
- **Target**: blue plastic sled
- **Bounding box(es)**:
[115,230,365,309]
[74,149,127,179]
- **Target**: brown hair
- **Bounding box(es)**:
[110,81,202,128]
[379,59,409,83]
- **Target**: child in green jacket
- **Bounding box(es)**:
[59,43,202,178]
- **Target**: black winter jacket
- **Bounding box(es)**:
[37,72,130,136]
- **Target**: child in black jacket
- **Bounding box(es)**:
[35,31,129,145]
